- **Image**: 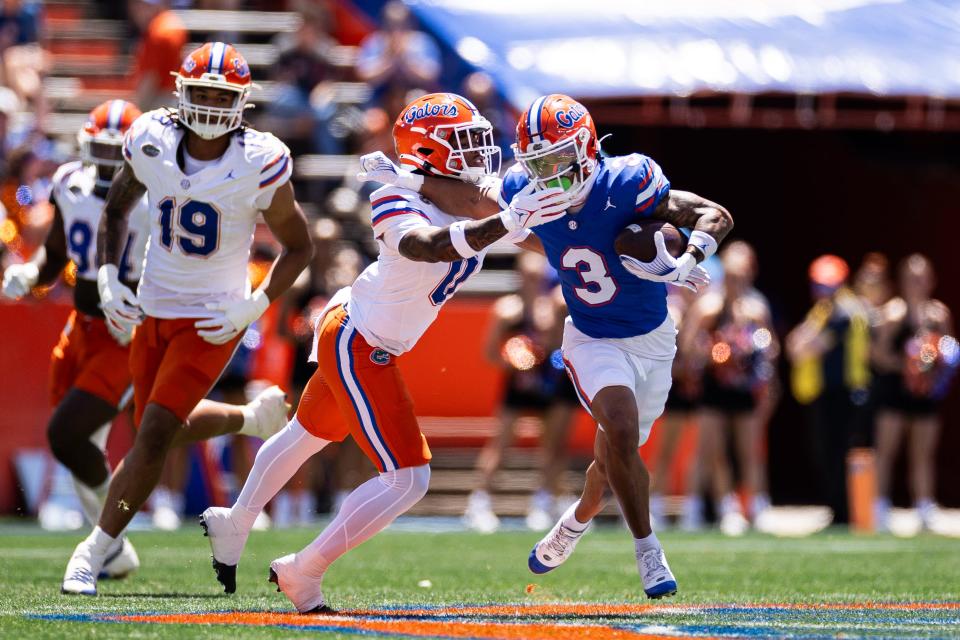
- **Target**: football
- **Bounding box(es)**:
[614,220,686,263]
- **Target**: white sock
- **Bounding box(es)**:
[73,477,109,527]
[560,499,590,532]
[634,531,660,554]
[295,464,430,579]
[86,525,117,555]
[231,418,329,533]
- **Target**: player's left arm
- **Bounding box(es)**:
[651,190,734,263]
[258,182,316,302]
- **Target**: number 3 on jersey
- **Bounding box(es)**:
[561,247,618,305]
[158,198,220,257]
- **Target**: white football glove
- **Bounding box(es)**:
[620,231,711,292]
[2,262,39,299]
[106,317,135,347]
[356,151,425,192]
[194,290,270,345]
[499,183,571,232]
[97,264,143,335]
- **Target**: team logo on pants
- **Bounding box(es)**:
[370,349,391,365]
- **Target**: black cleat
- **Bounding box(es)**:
[302,604,338,615]
[269,568,336,614]
[201,514,237,594]
[211,557,237,594]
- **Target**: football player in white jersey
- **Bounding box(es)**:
[3,99,289,585]
[199,92,570,611]
[60,43,314,596]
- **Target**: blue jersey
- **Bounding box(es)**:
[500,154,671,339]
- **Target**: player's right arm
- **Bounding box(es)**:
[95,161,147,330]
[97,162,146,268]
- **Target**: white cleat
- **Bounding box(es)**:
[252,510,272,531]
[720,511,750,537]
[463,490,500,534]
[269,554,334,614]
[200,506,251,594]
[528,518,587,574]
[638,547,678,599]
[61,540,106,596]
[526,490,554,531]
[245,385,291,441]
[101,537,140,579]
[152,504,182,531]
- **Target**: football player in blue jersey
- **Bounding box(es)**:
[357,94,733,598]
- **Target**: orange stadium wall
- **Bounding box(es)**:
[0,297,615,513]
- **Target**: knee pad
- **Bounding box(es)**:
[380,464,431,503]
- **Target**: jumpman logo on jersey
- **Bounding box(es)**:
[604,197,616,211]
[223,169,236,181]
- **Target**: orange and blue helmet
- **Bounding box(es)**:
[393,92,500,183]
[174,42,254,140]
[78,99,142,186]
[514,94,600,202]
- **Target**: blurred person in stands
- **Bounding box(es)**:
[264,6,339,155]
[0,85,19,169]
[786,255,871,525]
[872,255,956,531]
[0,0,47,117]
[462,71,515,155]
[356,1,440,95]
[0,144,55,256]
[854,252,893,320]
[649,285,702,529]
[678,241,777,535]
[463,252,578,533]
[128,0,186,111]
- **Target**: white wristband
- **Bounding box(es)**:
[449,220,479,258]
[688,230,718,260]
[395,171,425,193]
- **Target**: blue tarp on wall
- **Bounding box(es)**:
[407,0,960,108]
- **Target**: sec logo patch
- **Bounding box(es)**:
[370,349,391,365]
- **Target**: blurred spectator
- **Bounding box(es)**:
[679,242,778,535]
[650,286,701,528]
[0,85,20,170]
[0,144,54,257]
[786,255,871,525]
[0,1,47,116]
[264,7,339,154]
[872,255,956,531]
[356,1,441,96]
[128,0,187,111]
[462,71,516,154]
[854,252,893,319]
[0,0,41,46]
[463,253,577,533]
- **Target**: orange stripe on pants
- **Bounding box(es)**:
[295,304,430,472]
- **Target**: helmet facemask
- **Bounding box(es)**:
[515,127,596,205]
[433,119,501,183]
[176,80,248,140]
[78,132,125,190]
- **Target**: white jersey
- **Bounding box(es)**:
[344,184,527,356]
[122,109,292,318]
[50,161,149,282]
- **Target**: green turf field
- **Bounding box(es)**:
[2,521,958,638]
